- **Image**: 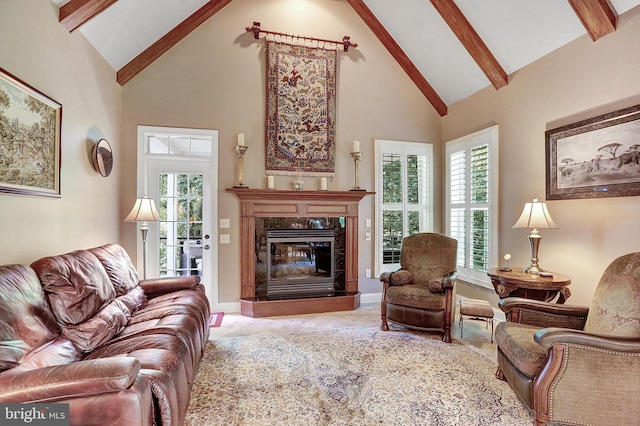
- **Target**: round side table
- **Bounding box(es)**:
[487,268,571,303]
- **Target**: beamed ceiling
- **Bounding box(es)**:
[52,0,640,116]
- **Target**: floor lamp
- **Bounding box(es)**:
[512,198,557,275]
[125,196,160,279]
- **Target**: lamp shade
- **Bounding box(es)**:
[512,198,557,229]
[125,196,160,222]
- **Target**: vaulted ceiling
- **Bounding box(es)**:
[51,0,640,116]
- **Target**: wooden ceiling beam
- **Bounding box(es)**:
[567,0,617,41]
[59,0,118,33]
[117,0,233,86]
[346,0,447,116]
[430,0,508,90]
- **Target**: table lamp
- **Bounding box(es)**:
[125,196,160,279]
[512,198,557,275]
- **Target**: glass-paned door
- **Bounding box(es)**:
[138,126,218,305]
[158,173,204,277]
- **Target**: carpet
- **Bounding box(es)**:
[209,312,224,328]
[185,326,534,425]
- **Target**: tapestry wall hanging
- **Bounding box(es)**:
[265,40,337,177]
[0,67,61,198]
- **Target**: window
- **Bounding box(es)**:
[446,126,498,288]
[375,140,433,277]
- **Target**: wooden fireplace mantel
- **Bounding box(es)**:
[227,188,374,317]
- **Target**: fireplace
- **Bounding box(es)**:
[227,188,373,317]
[255,217,345,300]
[266,229,335,298]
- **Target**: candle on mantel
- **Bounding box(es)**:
[267,175,274,189]
[237,133,245,146]
[320,177,327,190]
[353,140,360,152]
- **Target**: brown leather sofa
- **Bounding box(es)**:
[0,243,210,426]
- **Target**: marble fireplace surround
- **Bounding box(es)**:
[227,188,373,318]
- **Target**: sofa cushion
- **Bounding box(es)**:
[386,284,446,310]
[61,299,131,352]
[31,250,116,326]
[584,252,640,338]
[89,244,140,296]
[10,336,81,372]
[0,265,60,372]
[494,322,547,378]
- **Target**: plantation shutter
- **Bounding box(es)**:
[446,126,498,287]
[376,141,433,277]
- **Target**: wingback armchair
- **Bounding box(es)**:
[495,252,640,426]
[380,233,457,343]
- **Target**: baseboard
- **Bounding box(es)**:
[211,301,241,314]
[360,292,382,305]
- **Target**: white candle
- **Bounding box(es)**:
[237,133,245,146]
[267,175,274,189]
[320,177,327,190]
[353,140,360,152]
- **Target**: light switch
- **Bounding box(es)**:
[220,219,230,228]
[220,234,230,244]
[365,219,371,228]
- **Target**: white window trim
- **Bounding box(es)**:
[374,139,434,278]
[445,125,499,289]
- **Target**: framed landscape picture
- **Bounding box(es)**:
[0,68,61,198]
[546,104,640,200]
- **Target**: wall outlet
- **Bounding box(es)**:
[219,234,230,244]
[365,269,371,278]
[365,232,371,241]
[220,218,230,228]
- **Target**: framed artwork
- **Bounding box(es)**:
[546,104,640,200]
[0,68,62,198]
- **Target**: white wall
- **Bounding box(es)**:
[0,0,122,264]
[121,0,442,304]
[443,7,640,306]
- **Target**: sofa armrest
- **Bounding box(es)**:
[380,269,409,289]
[535,328,640,352]
[498,297,589,329]
[139,276,201,298]
[532,327,640,424]
[442,271,457,289]
[0,358,141,403]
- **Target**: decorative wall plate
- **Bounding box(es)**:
[92,138,113,177]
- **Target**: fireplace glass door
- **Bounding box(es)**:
[266,229,335,298]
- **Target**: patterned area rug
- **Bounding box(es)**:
[185,326,533,425]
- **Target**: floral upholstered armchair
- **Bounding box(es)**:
[495,252,640,426]
[380,233,457,343]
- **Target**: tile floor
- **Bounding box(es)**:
[209,300,499,361]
